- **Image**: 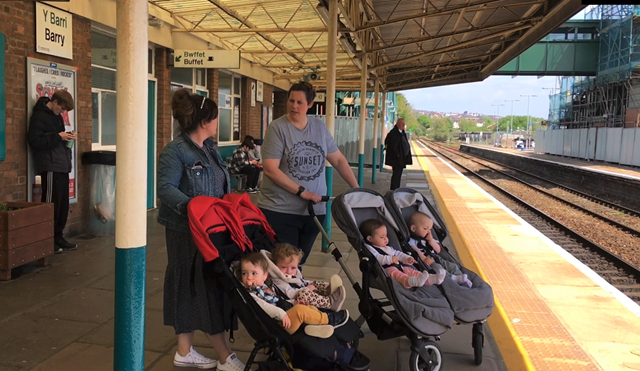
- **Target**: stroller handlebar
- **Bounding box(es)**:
[307,196,332,217]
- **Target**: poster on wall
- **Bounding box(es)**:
[26,58,77,203]
[251,82,256,107]
[257,81,263,102]
[233,97,241,141]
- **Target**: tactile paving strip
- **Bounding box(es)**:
[414,144,602,371]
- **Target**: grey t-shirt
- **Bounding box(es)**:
[257,114,338,216]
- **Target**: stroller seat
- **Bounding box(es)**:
[333,190,455,336]
[386,188,495,365]
[385,188,495,323]
[189,194,370,371]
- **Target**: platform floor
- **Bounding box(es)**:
[416,140,640,371]
[467,144,640,180]
[0,165,506,370]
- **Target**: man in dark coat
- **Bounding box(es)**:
[384,118,413,190]
[27,90,77,254]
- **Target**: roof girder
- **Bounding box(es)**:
[204,0,307,64]
[149,0,583,91]
[373,23,532,71]
[367,16,541,53]
[173,27,334,33]
[357,0,515,32]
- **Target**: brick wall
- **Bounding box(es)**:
[0,2,92,236]
[206,68,219,142]
[263,84,274,106]
[155,47,172,155]
[240,77,259,139]
[207,68,218,104]
[240,78,276,140]
[273,91,288,119]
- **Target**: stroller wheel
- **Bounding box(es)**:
[472,323,484,365]
[410,340,443,371]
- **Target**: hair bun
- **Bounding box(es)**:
[172,89,194,118]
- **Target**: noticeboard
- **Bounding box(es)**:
[26,57,78,203]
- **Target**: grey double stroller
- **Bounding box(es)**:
[328,188,494,371]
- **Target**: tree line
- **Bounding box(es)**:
[396,93,544,142]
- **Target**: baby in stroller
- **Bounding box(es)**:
[262,243,347,311]
[239,252,350,339]
[359,219,446,288]
[408,211,473,288]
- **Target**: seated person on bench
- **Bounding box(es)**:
[228,137,261,193]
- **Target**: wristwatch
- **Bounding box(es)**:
[296,186,305,196]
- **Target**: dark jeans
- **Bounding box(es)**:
[261,209,326,266]
[390,166,404,190]
[240,165,260,189]
[41,171,70,240]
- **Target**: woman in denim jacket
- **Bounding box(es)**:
[157,89,244,371]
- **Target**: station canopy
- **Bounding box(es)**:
[150,0,583,91]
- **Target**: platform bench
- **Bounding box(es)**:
[230,174,246,192]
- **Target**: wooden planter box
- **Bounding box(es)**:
[0,202,54,280]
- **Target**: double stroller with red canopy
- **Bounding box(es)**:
[187,193,370,371]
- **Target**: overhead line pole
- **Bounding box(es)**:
[492,103,505,146]
[505,99,519,147]
[521,94,537,148]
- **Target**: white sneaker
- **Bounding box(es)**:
[173,346,217,369]
[217,353,245,371]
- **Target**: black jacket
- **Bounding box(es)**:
[27,97,72,174]
[384,126,413,168]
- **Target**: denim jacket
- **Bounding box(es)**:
[157,132,231,231]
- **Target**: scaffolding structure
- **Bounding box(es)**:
[548,5,640,129]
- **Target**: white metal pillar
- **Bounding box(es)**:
[113,0,148,369]
[323,0,338,251]
[372,79,380,183]
[357,59,367,186]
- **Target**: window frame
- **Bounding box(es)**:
[91,52,118,151]
[91,87,117,151]
[90,29,157,150]
[170,68,207,93]
[148,47,155,77]
[217,70,242,145]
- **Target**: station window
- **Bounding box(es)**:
[148,48,154,76]
[90,30,155,149]
[170,68,208,139]
[91,31,117,150]
[218,71,241,143]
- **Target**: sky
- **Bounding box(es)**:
[399,8,594,120]
[400,75,557,120]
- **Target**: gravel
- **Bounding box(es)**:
[436,146,640,269]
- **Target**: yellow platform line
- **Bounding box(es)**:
[412,141,535,371]
[411,141,640,371]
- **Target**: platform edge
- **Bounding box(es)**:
[413,140,536,371]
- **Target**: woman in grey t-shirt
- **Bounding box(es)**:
[257,82,359,264]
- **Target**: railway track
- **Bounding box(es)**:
[451,145,640,217]
[420,139,640,304]
[437,144,640,233]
